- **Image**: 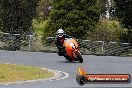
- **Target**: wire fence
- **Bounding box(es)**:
[0,32,132,56]
[0,32,57,52]
[78,40,132,56]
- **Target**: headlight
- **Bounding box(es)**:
[69,43,75,49]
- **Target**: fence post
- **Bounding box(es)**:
[102,41,105,53]
[28,35,33,51]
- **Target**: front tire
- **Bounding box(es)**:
[79,58,83,63]
[76,51,83,63]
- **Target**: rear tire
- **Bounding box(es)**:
[68,59,73,62]
[63,53,73,62]
[76,51,83,63]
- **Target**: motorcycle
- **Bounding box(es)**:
[62,38,83,63]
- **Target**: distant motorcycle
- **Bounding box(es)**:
[62,38,83,63]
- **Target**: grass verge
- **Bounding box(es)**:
[0,63,54,83]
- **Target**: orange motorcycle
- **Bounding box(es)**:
[63,38,83,63]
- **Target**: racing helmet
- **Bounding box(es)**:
[57,29,64,37]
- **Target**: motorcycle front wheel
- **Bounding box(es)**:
[75,51,83,63]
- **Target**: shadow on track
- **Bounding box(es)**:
[56,60,81,63]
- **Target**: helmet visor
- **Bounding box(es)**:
[58,33,63,37]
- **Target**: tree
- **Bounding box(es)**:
[0,0,3,30]
[98,0,115,19]
[114,0,132,43]
[36,0,52,21]
[1,0,39,34]
[44,0,100,39]
[1,0,39,50]
[98,0,108,19]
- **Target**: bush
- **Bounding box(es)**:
[89,20,127,42]
[32,19,48,37]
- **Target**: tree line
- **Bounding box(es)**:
[0,0,39,34]
[0,0,132,43]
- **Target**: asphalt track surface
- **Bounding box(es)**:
[0,50,132,88]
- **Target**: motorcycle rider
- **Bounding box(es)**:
[55,29,72,60]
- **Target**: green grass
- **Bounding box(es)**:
[0,64,54,83]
